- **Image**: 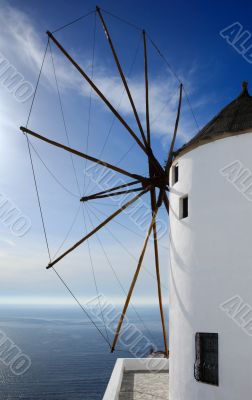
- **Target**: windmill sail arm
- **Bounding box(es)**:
[165,83,183,174]
[20,126,145,182]
[80,179,142,202]
[46,31,148,155]
[96,7,147,148]
[46,188,149,269]
[80,187,143,202]
[111,208,158,353]
[163,192,170,215]
[143,30,151,146]
[150,188,169,356]
[142,31,166,180]
[152,207,169,356]
[46,31,164,179]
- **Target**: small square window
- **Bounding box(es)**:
[172,164,179,185]
[194,333,219,386]
[180,195,188,219]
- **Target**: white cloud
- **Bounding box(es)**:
[0,2,204,145]
[0,3,204,305]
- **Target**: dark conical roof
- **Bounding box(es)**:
[175,82,252,157]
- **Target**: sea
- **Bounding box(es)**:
[0,305,165,400]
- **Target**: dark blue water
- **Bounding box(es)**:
[0,305,165,399]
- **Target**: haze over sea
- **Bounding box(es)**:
[0,305,165,400]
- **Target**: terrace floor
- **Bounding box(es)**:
[118,370,169,400]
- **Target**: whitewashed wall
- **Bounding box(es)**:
[169,132,252,400]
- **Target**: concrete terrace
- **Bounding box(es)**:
[102,358,169,400]
[119,370,169,400]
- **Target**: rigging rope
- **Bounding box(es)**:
[100,7,142,32]
[49,6,200,135]
[150,87,178,127]
[29,142,79,198]
[87,203,169,291]
[84,32,142,196]
[82,11,97,195]
[22,11,178,350]
[53,204,81,259]
[24,38,111,349]
[24,38,52,263]
[49,30,111,347]
[52,10,95,34]
[182,86,200,131]
[49,41,81,193]
[86,204,157,344]
[147,33,200,132]
[99,7,200,134]
[89,202,169,251]
[82,204,111,345]
[52,266,111,348]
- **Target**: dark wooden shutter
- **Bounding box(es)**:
[174,164,179,183]
[182,196,188,218]
[194,332,219,386]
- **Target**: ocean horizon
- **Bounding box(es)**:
[0,304,166,399]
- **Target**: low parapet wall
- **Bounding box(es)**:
[103,358,169,400]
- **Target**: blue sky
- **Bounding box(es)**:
[1,0,252,306]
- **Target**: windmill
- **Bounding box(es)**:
[20,6,186,357]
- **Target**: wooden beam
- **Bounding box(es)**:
[163,192,170,215]
[80,187,143,202]
[111,209,157,352]
[143,30,151,145]
[165,83,183,176]
[151,197,169,356]
[80,179,141,201]
[20,126,145,182]
[46,188,149,269]
[47,31,147,154]
[46,31,164,178]
[143,29,168,355]
[96,7,147,148]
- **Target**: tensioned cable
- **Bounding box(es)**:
[25,13,175,347]
[95,30,140,164]
[150,87,178,127]
[29,142,79,198]
[87,203,169,291]
[53,204,81,259]
[147,33,200,132]
[100,7,142,32]
[82,11,97,196]
[49,33,110,346]
[101,36,141,165]
[49,40,81,193]
[50,6,199,134]
[100,5,200,133]
[82,203,111,345]
[84,32,142,197]
[24,38,111,349]
[52,267,111,347]
[147,33,181,84]
[86,204,157,344]
[24,38,51,261]
[52,10,95,34]
[51,17,107,337]
[70,12,111,344]
[182,86,200,131]
[90,202,169,251]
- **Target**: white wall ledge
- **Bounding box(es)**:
[102,358,169,400]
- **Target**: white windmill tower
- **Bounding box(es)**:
[169,81,252,399]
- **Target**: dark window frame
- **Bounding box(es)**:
[180,195,188,219]
[194,332,219,386]
[173,163,179,184]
